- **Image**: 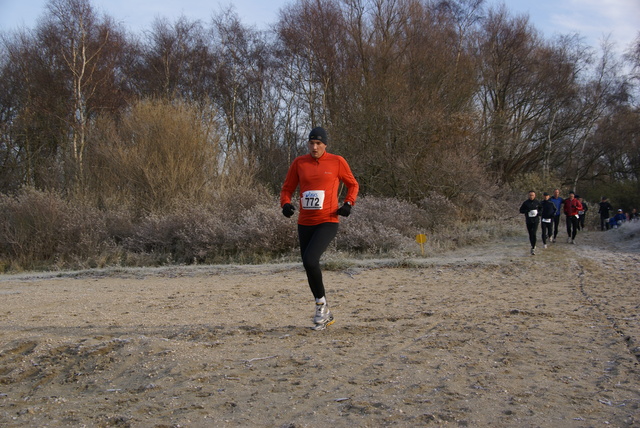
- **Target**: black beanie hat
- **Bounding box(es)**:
[309,127,328,144]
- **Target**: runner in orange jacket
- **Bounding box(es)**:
[280,126,359,330]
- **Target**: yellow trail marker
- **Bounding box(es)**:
[415,234,427,255]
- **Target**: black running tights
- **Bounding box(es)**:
[541,221,553,245]
[298,222,339,299]
[526,222,538,249]
[566,215,579,240]
[552,215,561,238]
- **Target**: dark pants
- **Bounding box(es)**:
[541,220,553,245]
[552,215,561,239]
[566,215,579,240]
[600,216,609,231]
[578,214,586,230]
[298,222,339,299]
[526,222,538,249]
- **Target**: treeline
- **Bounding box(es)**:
[0,0,639,270]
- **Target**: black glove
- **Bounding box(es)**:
[282,203,295,218]
[337,202,351,217]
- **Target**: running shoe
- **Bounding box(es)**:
[543,244,548,249]
[530,248,535,255]
[312,303,335,330]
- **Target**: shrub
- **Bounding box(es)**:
[417,192,460,229]
[86,99,224,214]
[0,187,522,271]
[122,192,297,264]
[0,188,109,269]
[337,196,429,253]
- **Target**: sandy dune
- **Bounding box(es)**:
[1,223,639,427]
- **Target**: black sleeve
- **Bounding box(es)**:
[519,202,527,214]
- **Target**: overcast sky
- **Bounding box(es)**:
[1,0,638,55]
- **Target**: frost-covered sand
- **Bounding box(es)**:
[1,223,639,427]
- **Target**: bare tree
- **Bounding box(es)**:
[568,38,630,192]
[276,0,346,128]
[209,10,285,191]
[129,16,213,102]
[1,27,70,190]
[43,0,127,187]
[1,0,638,213]
[333,0,483,201]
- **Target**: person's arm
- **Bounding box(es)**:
[338,157,359,205]
[280,159,299,207]
[519,201,528,214]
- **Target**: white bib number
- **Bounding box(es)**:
[301,190,325,210]
[542,218,552,223]
[528,210,538,217]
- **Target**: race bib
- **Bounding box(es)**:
[542,218,552,223]
[528,210,538,217]
[301,190,325,210]
[579,211,584,215]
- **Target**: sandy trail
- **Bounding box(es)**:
[0,223,638,427]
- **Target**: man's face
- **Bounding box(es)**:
[529,192,536,200]
[308,140,326,159]
[553,189,560,197]
[544,195,550,200]
[568,193,575,199]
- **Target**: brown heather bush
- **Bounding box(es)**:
[336,195,519,257]
[86,99,223,214]
[0,188,110,270]
[417,192,460,228]
[336,197,429,253]
[122,195,297,264]
[0,186,521,272]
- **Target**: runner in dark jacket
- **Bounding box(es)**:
[598,197,613,230]
[519,190,542,255]
[540,192,557,248]
[549,189,564,242]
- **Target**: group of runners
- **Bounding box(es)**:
[519,189,585,255]
[519,189,632,255]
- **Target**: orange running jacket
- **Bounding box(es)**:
[280,152,359,226]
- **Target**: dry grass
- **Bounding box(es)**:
[0,186,519,273]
